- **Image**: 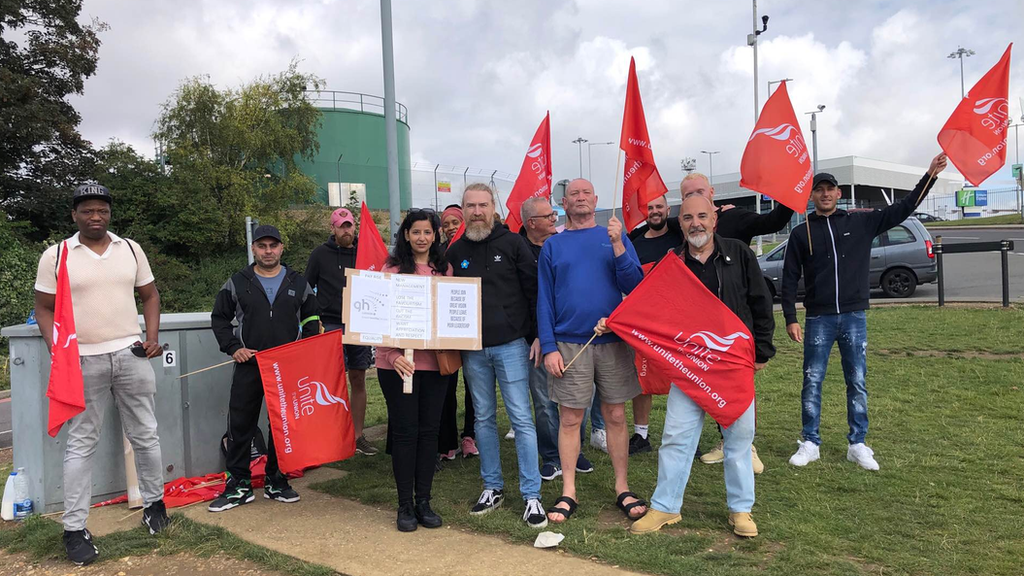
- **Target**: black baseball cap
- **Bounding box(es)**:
[812,173,839,189]
[252,225,282,243]
[73,184,112,207]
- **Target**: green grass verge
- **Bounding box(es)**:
[0,514,340,576]
[1,351,9,391]
[314,306,1024,576]
[925,213,1024,227]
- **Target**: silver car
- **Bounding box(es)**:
[758,216,937,299]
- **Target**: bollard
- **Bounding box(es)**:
[935,236,944,307]
[1001,240,1011,308]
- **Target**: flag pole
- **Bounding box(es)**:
[562,329,600,372]
[915,170,938,207]
[611,148,623,220]
[176,359,235,380]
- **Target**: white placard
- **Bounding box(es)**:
[162,350,176,368]
[348,275,392,336]
[437,282,479,339]
[390,275,432,340]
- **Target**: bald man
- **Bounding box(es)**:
[623,194,775,537]
[538,178,647,524]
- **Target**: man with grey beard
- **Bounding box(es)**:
[623,194,775,537]
[445,183,547,529]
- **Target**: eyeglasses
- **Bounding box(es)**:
[528,213,558,222]
[409,208,437,215]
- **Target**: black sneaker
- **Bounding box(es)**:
[355,435,379,456]
[628,433,653,455]
[63,528,99,566]
[470,489,504,515]
[575,453,594,473]
[540,462,562,481]
[415,499,443,528]
[264,475,300,503]
[208,478,255,512]
[523,498,548,529]
[142,500,171,535]
[397,503,418,532]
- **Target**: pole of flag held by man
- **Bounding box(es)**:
[618,56,668,231]
[936,43,1012,191]
[504,113,552,233]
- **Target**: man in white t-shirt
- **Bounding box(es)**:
[34,184,169,567]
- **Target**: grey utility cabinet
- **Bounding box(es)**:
[1,313,264,514]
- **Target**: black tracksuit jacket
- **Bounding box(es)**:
[305,236,357,326]
[781,173,936,324]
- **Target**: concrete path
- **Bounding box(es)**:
[88,467,644,576]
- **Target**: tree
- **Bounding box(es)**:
[152,61,325,255]
[0,1,106,240]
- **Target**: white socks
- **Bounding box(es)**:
[634,425,649,439]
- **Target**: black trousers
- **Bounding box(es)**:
[226,362,279,481]
[379,368,447,506]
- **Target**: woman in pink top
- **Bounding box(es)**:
[376,209,453,532]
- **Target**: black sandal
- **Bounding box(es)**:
[616,491,648,520]
[546,496,577,523]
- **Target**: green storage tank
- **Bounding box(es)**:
[297,90,412,210]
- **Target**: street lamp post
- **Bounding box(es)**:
[700,150,720,185]
[805,105,826,175]
[948,46,975,99]
[587,141,615,180]
[572,137,588,178]
[747,2,769,255]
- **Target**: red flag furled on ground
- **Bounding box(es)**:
[504,113,552,233]
[255,331,356,474]
[938,43,1013,187]
[619,56,668,231]
[355,202,389,271]
[46,242,86,437]
[606,254,755,427]
[739,81,812,214]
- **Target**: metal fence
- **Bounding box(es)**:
[409,162,517,214]
[304,90,409,123]
[914,186,1021,221]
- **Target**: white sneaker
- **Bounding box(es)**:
[847,443,879,471]
[788,440,820,467]
[504,428,516,440]
[590,428,608,453]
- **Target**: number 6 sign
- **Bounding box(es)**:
[162,350,177,368]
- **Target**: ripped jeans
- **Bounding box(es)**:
[801,311,869,445]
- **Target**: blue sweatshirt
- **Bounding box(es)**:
[537,226,643,355]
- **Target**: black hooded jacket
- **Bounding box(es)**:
[446,223,538,347]
[211,264,321,361]
[670,235,776,363]
[305,236,357,326]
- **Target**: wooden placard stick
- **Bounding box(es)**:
[123,433,143,509]
[403,349,415,394]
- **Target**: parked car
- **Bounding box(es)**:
[758,216,937,299]
[912,211,944,223]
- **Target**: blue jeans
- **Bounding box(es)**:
[651,386,755,514]
[801,311,869,445]
[528,363,560,466]
[588,391,605,431]
[462,339,542,501]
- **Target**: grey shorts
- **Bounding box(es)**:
[548,340,641,409]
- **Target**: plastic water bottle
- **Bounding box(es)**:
[13,468,32,519]
[1,472,16,521]
[26,308,37,325]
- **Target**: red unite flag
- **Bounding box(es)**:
[355,202,389,271]
[619,56,668,231]
[47,241,86,437]
[505,113,552,233]
[938,43,1013,187]
[739,81,812,214]
[255,331,356,474]
[606,254,755,427]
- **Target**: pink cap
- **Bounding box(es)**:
[331,208,355,227]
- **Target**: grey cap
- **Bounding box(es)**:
[252,225,282,243]
[73,184,112,207]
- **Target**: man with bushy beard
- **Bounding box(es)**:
[444,183,547,529]
[625,194,774,537]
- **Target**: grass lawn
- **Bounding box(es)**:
[315,305,1024,576]
[925,213,1024,227]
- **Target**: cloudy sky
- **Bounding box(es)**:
[72,0,1022,207]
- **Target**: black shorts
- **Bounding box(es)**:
[323,322,373,370]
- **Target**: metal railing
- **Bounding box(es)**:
[304,90,408,123]
[933,236,1015,307]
